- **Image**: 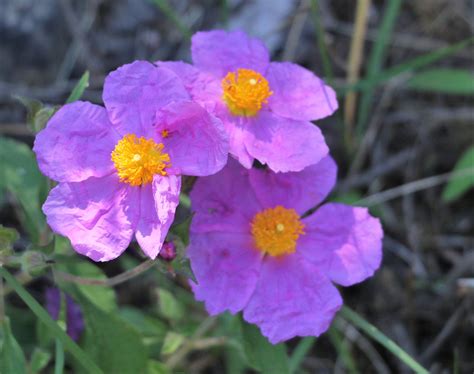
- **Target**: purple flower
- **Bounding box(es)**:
[45,288,84,341]
[34,61,229,261]
[188,159,383,344]
[158,30,338,172]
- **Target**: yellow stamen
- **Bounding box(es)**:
[161,129,169,138]
[250,206,305,257]
[111,134,170,186]
[222,68,273,117]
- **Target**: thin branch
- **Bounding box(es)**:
[358,168,474,206]
[54,259,156,287]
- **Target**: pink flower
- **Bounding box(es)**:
[188,159,383,343]
[158,30,338,172]
[34,61,228,261]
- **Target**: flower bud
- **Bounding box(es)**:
[158,241,176,262]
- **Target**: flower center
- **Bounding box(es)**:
[250,206,305,257]
[222,68,273,117]
[111,134,170,186]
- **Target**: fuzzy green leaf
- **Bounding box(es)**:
[0,137,47,242]
[76,294,148,374]
[442,146,474,202]
[0,318,27,374]
[66,71,90,103]
[408,68,474,94]
[241,321,290,374]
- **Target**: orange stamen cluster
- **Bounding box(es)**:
[250,206,305,257]
[222,68,273,116]
[111,134,170,186]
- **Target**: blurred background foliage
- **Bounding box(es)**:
[0,0,473,373]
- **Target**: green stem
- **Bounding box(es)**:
[0,267,103,374]
[0,275,4,324]
[340,306,429,374]
[54,339,65,374]
[288,337,315,374]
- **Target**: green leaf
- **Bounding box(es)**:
[29,347,52,373]
[161,332,185,355]
[408,68,474,94]
[119,307,167,339]
[33,107,57,133]
[442,146,474,202]
[66,71,90,103]
[14,95,56,133]
[147,360,170,374]
[0,318,27,374]
[76,293,148,374]
[158,288,184,321]
[0,137,47,243]
[241,321,290,374]
[339,37,474,95]
[119,307,167,356]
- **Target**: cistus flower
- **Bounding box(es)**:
[187,159,383,344]
[45,288,84,341]
[158,30,338,172]
[34,61,228,261]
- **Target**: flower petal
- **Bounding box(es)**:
[191,30,270,78]
[155,101,228,176]
[156,61,222,107]
[299,203,383,286]
[43,174,139,262]
[33,101,118,183]
[188,231,262,315]
[244,111,329,172]
[135,175,181,259]
[249,155,337,215]
[243,255,342,344]
[103,61,189,136]
[213,103,255,168]
[267,62,338,121]
[190,159,260,233]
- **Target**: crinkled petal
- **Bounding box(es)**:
[103,61,189,136]
[249,156,337,214]
[43,174,139,262]
[191,30,270,77]
[188,231,262,315]
[135,175,181,259]
[190,159,260,233]
[214,103,254,168]
[267,62,338,121]
[33,101,118,183]
[243,255,342,344]
[244,111,329,172]
[156,61,221,108]
[300,203,383,286]
[155,101,228,176]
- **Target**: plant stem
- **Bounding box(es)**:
[54,339,65,374]
[340,306,429,374]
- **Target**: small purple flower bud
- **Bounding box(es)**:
[45,288,84,341]
[158,241,176,262]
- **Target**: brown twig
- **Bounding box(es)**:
[343,0,371,145]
